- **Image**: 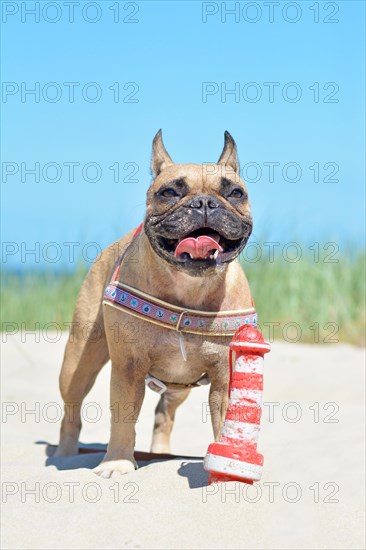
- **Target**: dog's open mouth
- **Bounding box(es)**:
[157,228,243,264]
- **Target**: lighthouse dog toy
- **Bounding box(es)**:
[204,325,270,484]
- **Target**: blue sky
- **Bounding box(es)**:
[1,0,365,269]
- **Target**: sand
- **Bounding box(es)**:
[1,333,365,549]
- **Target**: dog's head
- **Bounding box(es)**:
[144,130,253,276]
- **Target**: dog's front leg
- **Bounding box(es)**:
[209,381,229,440]
[94,356,146,478]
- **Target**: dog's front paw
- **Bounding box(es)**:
[93,458,137,479]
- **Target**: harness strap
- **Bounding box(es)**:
[163,373,210,390]
[111,223,143,282]
[104,281,257,337]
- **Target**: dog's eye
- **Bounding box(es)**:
[228,188,245,199]
[160,188,179,198]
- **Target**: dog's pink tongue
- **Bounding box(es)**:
[175,235,223,259]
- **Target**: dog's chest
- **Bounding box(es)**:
[148,330,229,384]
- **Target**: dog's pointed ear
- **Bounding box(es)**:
[217,131,240,174]
[151,130,174,177]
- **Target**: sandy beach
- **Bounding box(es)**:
[1,333,365,549]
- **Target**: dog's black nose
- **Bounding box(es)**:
[186,195,220,210]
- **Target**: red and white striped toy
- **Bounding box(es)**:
[204,325,270,484]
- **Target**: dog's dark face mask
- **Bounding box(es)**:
[144,131,253,277]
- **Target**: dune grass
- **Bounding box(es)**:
[1,248,365,345]
[243,248,365,345]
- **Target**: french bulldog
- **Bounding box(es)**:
[55,130,254,478]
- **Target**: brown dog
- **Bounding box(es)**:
[55,131,255,478]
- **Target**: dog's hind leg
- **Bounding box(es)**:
[150,388,191,453]
[54,321,109,457]
[54,269,110,457]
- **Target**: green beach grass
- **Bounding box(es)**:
[1,247,365,345]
